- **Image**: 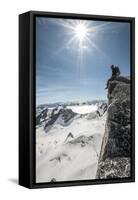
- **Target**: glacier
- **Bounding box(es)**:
[36,102,107,183]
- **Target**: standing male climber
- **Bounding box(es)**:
[105,65,120,89]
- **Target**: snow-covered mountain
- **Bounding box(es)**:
[36,101,107,183]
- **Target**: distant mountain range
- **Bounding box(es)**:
[36,99,107,116]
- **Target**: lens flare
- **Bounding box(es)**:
[74,23,87,41]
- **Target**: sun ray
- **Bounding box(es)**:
[48,18,76,31]
[49,19,111,65]
[85,35,111,62]
[85,36,105,57]
[90,22,113,32]
[54,35,77,55]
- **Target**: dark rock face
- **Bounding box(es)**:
[36,108,48,125]
[67,135,94,147]
[97,102,108,116]
[36,106,77,131]
[61,109,76,123]
[64,132,74,143]
[44,108,77,131]
[97,157,131,179]
[50,178,56,182]
[44,108,62,130]
[96,77,131,179]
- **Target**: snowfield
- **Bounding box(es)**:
[36,103,107,183]
[67,104,98,114]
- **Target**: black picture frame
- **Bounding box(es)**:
[19,11,135,189]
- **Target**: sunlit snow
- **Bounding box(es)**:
[67,104,98,114]
[36,103,106,183]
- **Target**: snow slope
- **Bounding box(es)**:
[36,104,107,183]
[67,104,98,114]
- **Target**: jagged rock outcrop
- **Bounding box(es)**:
[96,102,107,116]
[67,135,94,147]
[64,132,74,143]
[96,76,131,179]
[44,108,77,131]
[36,108,48,125]
[61,109,77,123]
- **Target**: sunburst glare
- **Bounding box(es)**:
[49,19,111,65]
[74,23,88,42]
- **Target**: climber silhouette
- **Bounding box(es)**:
[105,65,120,89]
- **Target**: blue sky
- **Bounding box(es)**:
[36,17,130,105]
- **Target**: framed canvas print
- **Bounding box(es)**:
[19,11,135,189]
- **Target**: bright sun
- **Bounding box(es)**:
[54,19,104,52]
[74,23,88,42]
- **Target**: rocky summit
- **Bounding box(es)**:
[96,76,131,179]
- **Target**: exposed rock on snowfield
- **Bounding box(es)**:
[64,132,74,143]
[61,109,77,123]
[36,108,48,125]
[96,76,131,179]
[44,108,77,131]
